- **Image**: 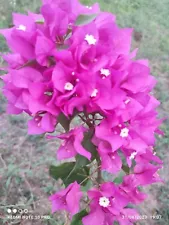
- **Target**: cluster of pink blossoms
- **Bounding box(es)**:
[0,0,163,224]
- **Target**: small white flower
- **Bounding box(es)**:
[72,72,75,76]
[99,197,110,208]
[120,128,129,138]
[91,89,98,97]
[124,99,131,104]
[17,24,26,31]
[85,34,97,45]
[129,151,137,160]
[100,68,111,77]
[64,82,74,91]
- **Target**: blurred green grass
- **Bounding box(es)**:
[0,0,169,224]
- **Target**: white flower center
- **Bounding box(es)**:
[86,6,92,10]
[120,128,129,138]
[64,82,74,91]
[99,197,110,208]
[100,68,110,77]
[44,91,53,96]
[91,89,98,97]
[17,25,26,31]
[129,151,137,160]
[85,34,97,45]
[124,99,130,104]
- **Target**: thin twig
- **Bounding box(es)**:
[78,114,93,128]
[80,166,101,185]
[64,211,70,225]
[0,154,7,169]
[20,173,36,210]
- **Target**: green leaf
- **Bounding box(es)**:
[49,162,89,186]
[76,154,90,168]
[75,14,98,26]
[113,176,123,184]
[82,130,97,161]
[70,210,88,225]
[122,165,130,174]
[113,170,126,184]
[114,221,120,225]
[57,113,71,132]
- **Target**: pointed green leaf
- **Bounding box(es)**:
[122,164,130,174]
[49,162,89,186]
[113,176,123,184]
[75,154,90,168]
[113,170,126,184]
[82,130,97,161]
[75,14,98,26]
[70,210,88,225]
[57,113,71,132]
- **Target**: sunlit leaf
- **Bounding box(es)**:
[75,14,98,26]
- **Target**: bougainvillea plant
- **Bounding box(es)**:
[0,0,164,224]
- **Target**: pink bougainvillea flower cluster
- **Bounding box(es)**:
[0,0,163,224]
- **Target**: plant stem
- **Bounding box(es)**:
[78,114,93,128]
[80,166,101,185]
[64,211,70,225]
